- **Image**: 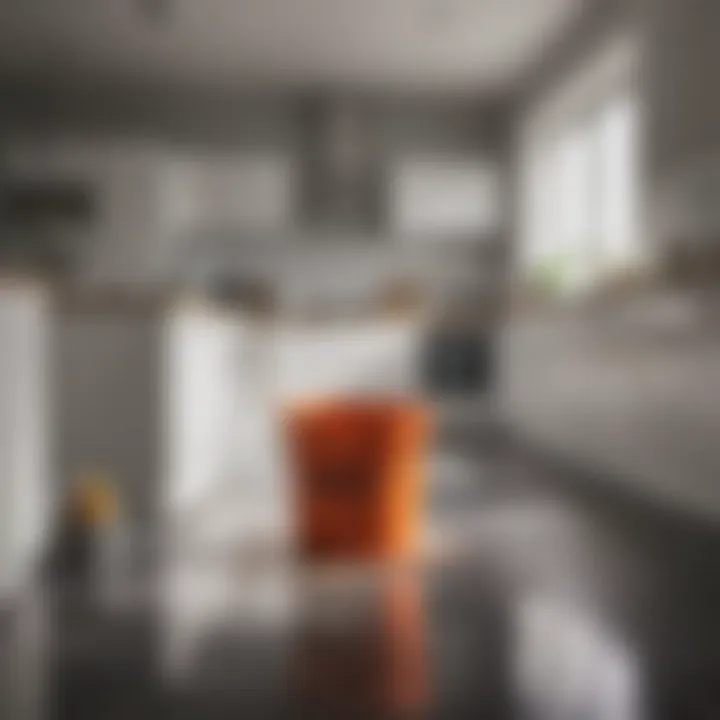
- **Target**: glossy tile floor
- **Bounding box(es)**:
[2,440,719,720]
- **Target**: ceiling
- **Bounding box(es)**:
[0,0,582,91]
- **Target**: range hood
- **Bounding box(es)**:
[299,98,385,234]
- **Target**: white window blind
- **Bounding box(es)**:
[521,93,641,292]
[520,34,642,293]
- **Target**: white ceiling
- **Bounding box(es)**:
[0,0,582,91]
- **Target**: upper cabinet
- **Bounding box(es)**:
[160,152,297,238]
[390,156,501,238]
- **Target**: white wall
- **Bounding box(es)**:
[0,283,50,594]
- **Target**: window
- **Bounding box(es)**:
[522,91,641,295]
[520,31,642,296]
[598,96,640,267]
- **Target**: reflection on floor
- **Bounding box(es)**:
[2,439,719,720]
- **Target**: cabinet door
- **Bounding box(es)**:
[161,153,295,235]
[391,157,500,237]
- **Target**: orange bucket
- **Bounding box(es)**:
[285,399,430,561]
